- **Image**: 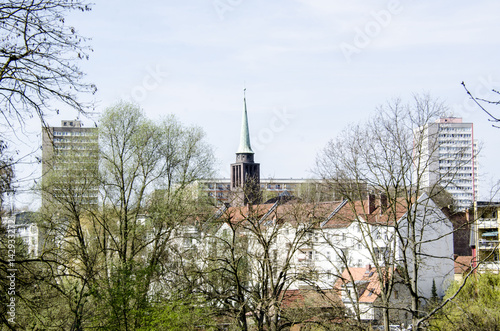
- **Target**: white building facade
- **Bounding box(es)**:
[202,194,454,299]
[3,212,43,257]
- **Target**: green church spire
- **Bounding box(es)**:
[237,89,254,154]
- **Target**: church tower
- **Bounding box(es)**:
[230,91,260,206]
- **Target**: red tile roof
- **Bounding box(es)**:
[281,289,341,309]
[454,255,473,274]
[219,196,413,229]
[334,266,392,303]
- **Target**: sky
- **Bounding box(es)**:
[12,0,500,209]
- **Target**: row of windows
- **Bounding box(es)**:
[207,183,231,190]
[439,153,472,159]
[451,192,474,198]
[54,151,97,157]
[438,133,472,138]
[439,166,474,171]
[206,183,294,190]
[439,126,472,132]
[54,131,95,136]
[266,184,292,190]
[438,160,473,165]
[54,138,96,144]
[438,141,473,147]
[439,147,473,153]
[54,145,96,151]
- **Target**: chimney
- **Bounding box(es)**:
[368,192,376,214]
[365,264,372,273]
[380,193,388,214]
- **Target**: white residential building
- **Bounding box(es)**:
[204,193,454,299]
[307,194,453,298]
[3,212,43,257]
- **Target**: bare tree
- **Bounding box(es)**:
[0,0,96,129]
[315,95,478,330]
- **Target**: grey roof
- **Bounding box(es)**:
[237,95,254,154]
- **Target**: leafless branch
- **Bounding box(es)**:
[462,81,500,128]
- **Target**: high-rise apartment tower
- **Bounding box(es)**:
[416,117,477,210]
[41,120,99,208]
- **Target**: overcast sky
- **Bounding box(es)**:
[15,0,500,209]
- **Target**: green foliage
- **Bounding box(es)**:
[430,273,500,331]
[137,296,216,331]
[15,101,217,331]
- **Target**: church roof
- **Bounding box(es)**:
[237,93,254,154]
